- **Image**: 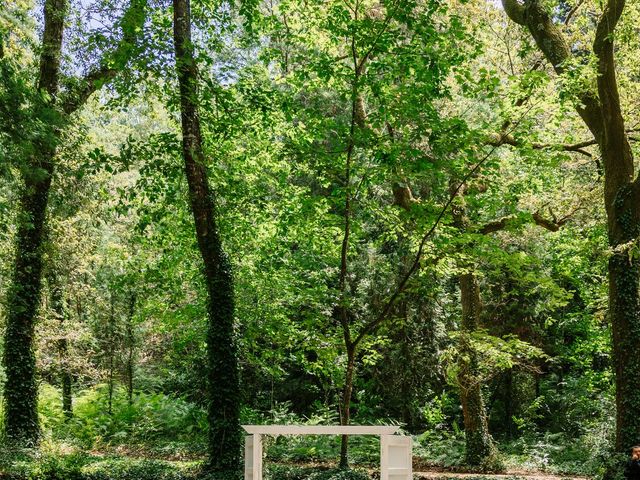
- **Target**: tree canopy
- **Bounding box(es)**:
[0,0,638,478]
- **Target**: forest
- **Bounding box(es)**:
[1,0,639,478]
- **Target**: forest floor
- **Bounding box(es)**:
[0,446,594,480]
[265,460,592,480]
[413,467,589,480]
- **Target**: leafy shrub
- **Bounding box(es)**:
[0,448,201,480]
[415,429,466,468]
[81,458,198,480]
[37,384,207,451]
[501,427,613,476]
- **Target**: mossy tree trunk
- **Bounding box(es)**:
[2,0,66,445]
[501,0,640,456]
[172,0,241,472]
[2,0,145,445]
[451,185,498,466]
[457,272,497,465]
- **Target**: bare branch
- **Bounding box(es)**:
[564,0,584,25]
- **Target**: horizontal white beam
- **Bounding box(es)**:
[241,425,400,435]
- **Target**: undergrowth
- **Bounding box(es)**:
[0,389,611,479]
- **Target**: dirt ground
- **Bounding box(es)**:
[413,467,590,480]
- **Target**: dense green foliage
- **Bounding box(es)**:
[2,0,639,477]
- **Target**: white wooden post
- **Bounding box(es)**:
[244,435,253,480]
[244,434,263,480]
[380,434,412,480]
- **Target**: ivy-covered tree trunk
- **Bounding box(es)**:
[457,271,497,465]
[4,176,53,444]
[594,7,640,451]
[2,0,145,444]
[602,130,640,454]
[2,0,66,445]
[451,184,498,466]
[501,0,640,455]
[172,0,241,472]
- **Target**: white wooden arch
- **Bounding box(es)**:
[242,425,412,480]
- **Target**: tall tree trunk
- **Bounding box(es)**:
[2,0,143,444]
[172,0,241,472]
[107,292,115,416]
[126,292,136,406]
[457,271,497,465]
[337,61,362,470]
[49,273,73,418]
[338,147,354,469]
[339,345,356,469]
[594,7,640,451]
[451,184,497,466]
[501,0,640,455]
[504,369,513,440]
[2,0,66,445]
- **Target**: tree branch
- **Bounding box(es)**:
[592,0,634,201]
[62,0,147,114]
[478,215,514,234]
[532,210,568,231]
[485,132,595,157]
[593,0,625,54]
[501,0,604,141]
[564,0,584,25]
[477,206,578,235]
[486,130,640,158]
[501,0,525,24]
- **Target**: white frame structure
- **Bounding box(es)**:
[242,425,412,480]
